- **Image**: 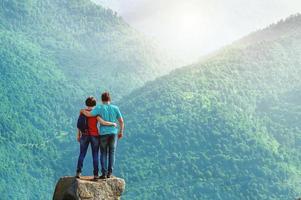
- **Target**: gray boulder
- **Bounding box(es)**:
[53,176,125,200]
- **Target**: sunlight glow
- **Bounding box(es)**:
[93,0,301,63]
[160,2,211,60]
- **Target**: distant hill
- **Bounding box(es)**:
[117,14,301,199]
[0,0,178,199]
[0,0,177,99]
[237,13,301,47]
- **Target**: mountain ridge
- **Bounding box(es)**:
[0,0,178,199]
[0,0,179,99]
[1,1,301,199]
[116,14,301,199]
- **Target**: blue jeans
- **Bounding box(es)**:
[76,135,99,176]
[99,134,118,174]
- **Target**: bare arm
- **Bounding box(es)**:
[80,109,116,126]
[97,116,117,127]
[118,117,124,139]
[80,109,93,117]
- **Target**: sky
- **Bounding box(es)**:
[93,0,301,63]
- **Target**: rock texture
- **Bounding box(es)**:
[53,176,125,200]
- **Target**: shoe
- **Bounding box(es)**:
[99,173,106,179]
[93,175,99,180]
[75,172,81,178]
[107,172,112,178]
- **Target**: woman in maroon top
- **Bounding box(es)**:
[76,96,116,179]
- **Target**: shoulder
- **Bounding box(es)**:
[95,104,103,109]
[112,105,122,117]
[110,104,120,110]
[91,104,101,113]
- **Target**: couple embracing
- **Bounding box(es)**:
[76,92,124,180]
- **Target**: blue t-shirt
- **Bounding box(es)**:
[90,104,122,135]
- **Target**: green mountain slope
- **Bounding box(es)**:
[117,14,301,199]
[0,30,75,199]
[1,0,301,199]
[0,0,177,99]
[0,0,178,199]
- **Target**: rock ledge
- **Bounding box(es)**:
[53,176,125,200]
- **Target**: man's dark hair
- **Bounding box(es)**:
[85,96,96,107]
[101,92,111,102]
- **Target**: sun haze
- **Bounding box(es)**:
[93,0,301,63]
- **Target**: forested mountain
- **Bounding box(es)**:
[0,30,75,199]
[117,14,301,199]
[1,0,301,199]
[0,0,177,199]
[0,0,177,99]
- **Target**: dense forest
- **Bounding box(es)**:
[117,14,301,199]
[0,0,178,99]
[0,0,301,199]
[0,0,177,199]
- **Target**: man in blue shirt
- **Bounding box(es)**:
[81,92,124,179]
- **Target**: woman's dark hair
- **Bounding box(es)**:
[101,92,111,102]
[85,96,96,107]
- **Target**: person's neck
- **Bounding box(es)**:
[102,101,110,105]
[86,106,93,110]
